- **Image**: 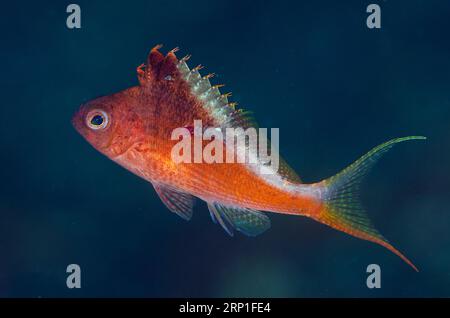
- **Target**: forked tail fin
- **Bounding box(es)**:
[315,136,426,272]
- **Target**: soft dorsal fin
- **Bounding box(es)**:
[278,157,302,183]
[207,202,271,237]
[153,183,195,221]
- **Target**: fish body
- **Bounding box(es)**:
[72,45,424,271]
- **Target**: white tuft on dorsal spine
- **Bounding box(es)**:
[175,52,303,193]
[177,59,232,124]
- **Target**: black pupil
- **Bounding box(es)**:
[91,115,104,126]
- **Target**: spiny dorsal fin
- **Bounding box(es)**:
[138,45,179,85]
[139,46,302,184]
[177,53,256,130]
[153,183,195,221]
[176,47,303,183]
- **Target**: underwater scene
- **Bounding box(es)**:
[1,0,450,298]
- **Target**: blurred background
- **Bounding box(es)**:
[0,0,449,297]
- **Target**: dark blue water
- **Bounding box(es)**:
[1,0,449,297]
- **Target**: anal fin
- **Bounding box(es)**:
[207,202,271,237]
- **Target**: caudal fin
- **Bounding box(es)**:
[315,136,426,272]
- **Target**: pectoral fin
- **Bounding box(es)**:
[153,184,195,221]
[207,202,271,237]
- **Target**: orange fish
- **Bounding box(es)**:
[72,45,425,271]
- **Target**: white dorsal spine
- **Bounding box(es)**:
[177,59,232,125]
[178,60,190,76]
[176,54,303,193]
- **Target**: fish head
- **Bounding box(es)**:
[72,87,143,158]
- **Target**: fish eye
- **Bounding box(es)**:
[86,110,109,130]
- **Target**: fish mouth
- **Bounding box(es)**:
[71,111,83,135]
[71,103,88,136]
